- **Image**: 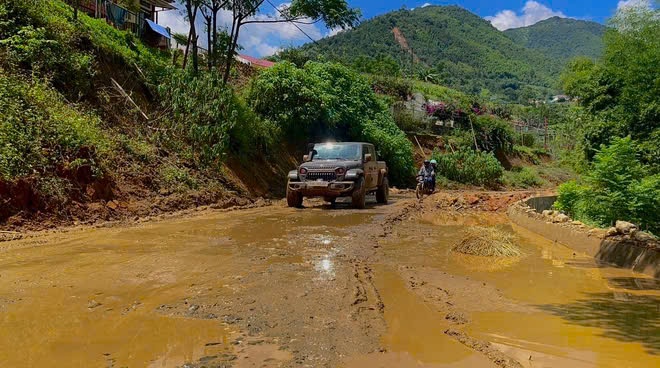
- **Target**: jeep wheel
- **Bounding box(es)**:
[286,184,303,208]
[351,177,366,209]
[376,177,389,204]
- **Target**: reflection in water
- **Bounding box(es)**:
[381,212,660,367]
[315,256,336,279]
[537,292,660,355]
[373,265,494,366]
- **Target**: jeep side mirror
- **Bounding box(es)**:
[364,154,372,162]
[303,155,310,162]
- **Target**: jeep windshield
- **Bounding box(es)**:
[312,143,361,161]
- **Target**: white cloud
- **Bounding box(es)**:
[326,26,352,38]
[158,8,190,37]
[485,1,567,31]
[422,3,432,7]
[617,0,652,9]
[255,43,281,57]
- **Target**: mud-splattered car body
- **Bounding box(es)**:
[286,142,389,209]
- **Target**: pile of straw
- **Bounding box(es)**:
[452,226,522,257]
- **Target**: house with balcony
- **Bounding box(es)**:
[73,0,176,49]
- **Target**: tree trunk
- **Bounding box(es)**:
[182,30,192,69]
[222,19,240,85]
[192,34,199,74]
[206,18,212,70]
[212,8,218,67]
[183,1,199,74]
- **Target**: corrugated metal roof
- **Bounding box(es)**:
[236,54,276,68]
[145,19,171,39]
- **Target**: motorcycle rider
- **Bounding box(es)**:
[430,159,438,191]
[418,160,436,192]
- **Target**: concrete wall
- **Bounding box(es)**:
[509,195,659,279]
[525,196,557,213]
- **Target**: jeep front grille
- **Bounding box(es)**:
[305,171,337,181]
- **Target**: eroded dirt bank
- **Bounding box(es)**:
[0,192,657,367]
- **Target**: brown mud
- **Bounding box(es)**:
[0,191,658,367]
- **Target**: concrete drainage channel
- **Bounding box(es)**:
[508,195,660,278]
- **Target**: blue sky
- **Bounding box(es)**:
[159,0,650,57]
[351,1,627,24]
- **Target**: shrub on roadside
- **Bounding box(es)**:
[472,115,515,153]
[431,149,503,188]
[0,1,95,98]
[159,164,198,192]
[503,167,544,188]
[554,137,660,233]
[0,69,109,180]
[369,75,412,99]
[159,69,274,166]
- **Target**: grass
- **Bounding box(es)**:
[452,226,522,257]
[503,167,545,188]
[0,68,110,180]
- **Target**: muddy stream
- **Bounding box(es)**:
[0,194,657,367]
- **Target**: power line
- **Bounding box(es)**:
[264,0,319,44]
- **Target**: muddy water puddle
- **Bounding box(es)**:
[0,206,375,367]
[1,200,658,367]
[379,212,659,367]
[368,265,496,367]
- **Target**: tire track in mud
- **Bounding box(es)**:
[175,194,526,367]
[369,195,526,368]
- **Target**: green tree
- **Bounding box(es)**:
[220,0,360,84]
[248,61,414,185]
[562,4,659,167]
[555,137,659,233]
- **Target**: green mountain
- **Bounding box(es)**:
[505,17,606,63]
[299,6,603,102]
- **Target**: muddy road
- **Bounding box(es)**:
[0,193,658,367]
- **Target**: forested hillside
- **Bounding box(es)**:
[299,5,559,101]
[298,6,606,102]
[505,17,606,63]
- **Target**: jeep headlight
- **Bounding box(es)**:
[288,170,299,181]
[345,169,362,181]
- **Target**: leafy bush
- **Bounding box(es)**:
[431,149,503,188]
[472,115,514,153]
[503,167,544,188]
[1,0,168,89]
[369,75,412,99]
[0,2,95,97]
[518,133,537,148]
[554,137,659,233]
[159,164,198,192]
[159,69,273,165]
[249,61,414,185]
[0,70,109,180]
[392,103,428,133]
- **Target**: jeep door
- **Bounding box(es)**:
[362,144,378,190]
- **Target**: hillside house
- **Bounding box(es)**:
[236,54,276,69]
[72,0,175,49]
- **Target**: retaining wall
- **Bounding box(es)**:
[508,195,659,278]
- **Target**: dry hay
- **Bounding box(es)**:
[452,226,522,257]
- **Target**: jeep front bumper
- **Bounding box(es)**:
[288,181,355,196]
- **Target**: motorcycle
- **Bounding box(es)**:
[416,175,435,199]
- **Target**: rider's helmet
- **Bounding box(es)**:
[424,160,430,165]
[430,159,437,165]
